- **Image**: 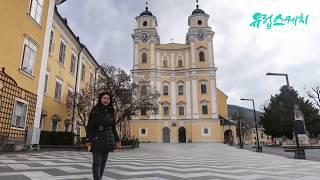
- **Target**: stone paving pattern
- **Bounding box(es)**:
[0,143,320,180]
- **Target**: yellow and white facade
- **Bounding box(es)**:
[130,5,235,143]
[0,0,65,144]
[0,0,100,146]
[41,7,100,139]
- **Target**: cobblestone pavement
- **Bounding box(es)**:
[0,143,320,180]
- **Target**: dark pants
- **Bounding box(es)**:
[92,151,109,180]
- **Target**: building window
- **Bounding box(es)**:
[11,100,28,129]
[202,127,211,136]
[141,85,147,96]
[52,121,58,132]
[90,71,94,87]
[21,37,37,75]
[81,63,86,81]
[139,128,148,136]
[29,0,44,24]
[202,105,208,114]
[253,131,256,134]
[201,84,207,94]
[54,79,63,101]
[163,85,169,96]
[204,128,209,134]
[64,124,70,132]
[178,85,184,96]
[70,54,76,74]
[58,40,66,64]
[44,73,48,95]
[261,133,264,138]
[163,106,169,116]
[199,51,205,62]
[40,116,44,129]
[178,106,184,116]
[163,59,168,67]
[142,52,147,64]
[66,88,73,109]
[178,59,183,67]
[49,30,54,54]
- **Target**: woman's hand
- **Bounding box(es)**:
[115,141,121,149]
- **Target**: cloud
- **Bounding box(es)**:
[58,0,320,110]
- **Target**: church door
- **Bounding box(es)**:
[178,127,186,143]
[162,127,170,143]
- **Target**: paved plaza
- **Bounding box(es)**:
[0,143,320,180]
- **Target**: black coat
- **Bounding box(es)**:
[87,106,120,153]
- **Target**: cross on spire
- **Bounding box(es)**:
[170,38,174,43]
[196,0,199,9]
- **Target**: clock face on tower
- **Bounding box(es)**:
[141,33,149,43]
[197,31,206,41]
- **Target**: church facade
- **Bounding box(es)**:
[130,3,235,143]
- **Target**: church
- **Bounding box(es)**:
[129,2,235,143]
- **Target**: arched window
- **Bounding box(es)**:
[163,85,169,95]
[199,51,205,62]
[178,85,184,95]
[178,59,183,67]
[141,85,147,95]
[142,52,147,64]
[201,101,209,115]
[163,59,168,67]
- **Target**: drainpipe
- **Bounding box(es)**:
[71,44,84,135]
[92,66,99,108]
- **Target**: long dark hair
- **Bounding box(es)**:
[95,91,114,115]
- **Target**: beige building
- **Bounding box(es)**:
[245,128,272,146]
[130,3,236,143]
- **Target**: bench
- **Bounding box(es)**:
[282,145,320,150]
[284,149,296,152]
[282,145,320,153]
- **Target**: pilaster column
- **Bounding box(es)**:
[210,71,218,119]
[185,50,190,69]
[156,50,160,69]
[151,43,155,69]
[134,42,139,69]
[170,73,177,120]
[170,52,175,70]
[156,72,161,119]
[150,72,156,119]
[208,34,215,68]
[190,36,196,68]
[185,72,192,119]
[191,72,199,119]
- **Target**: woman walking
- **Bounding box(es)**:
[87,92,121,180]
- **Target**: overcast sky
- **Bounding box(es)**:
[58,0,320,111]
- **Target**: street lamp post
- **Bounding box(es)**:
[237,111,244,149]
[240,98,262,152]
[266,72,305,159]
[228,118,232,145]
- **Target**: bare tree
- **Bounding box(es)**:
[306,86,320,109]
[98,65,160,136]
[69,85,95,131]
